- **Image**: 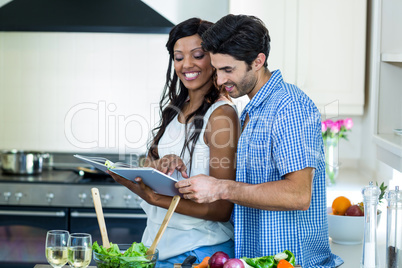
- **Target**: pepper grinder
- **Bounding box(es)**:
[386,186,402,268]
[361,181,381,268]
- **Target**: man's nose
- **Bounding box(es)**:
[216,73,227,86]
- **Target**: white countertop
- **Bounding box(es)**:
[326,168,388,268]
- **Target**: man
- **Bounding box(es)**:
[176,14,343,267]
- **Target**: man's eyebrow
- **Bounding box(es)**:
[217,66,234,71]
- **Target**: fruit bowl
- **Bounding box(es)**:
[327,207,381,245]
[93,244,158,268]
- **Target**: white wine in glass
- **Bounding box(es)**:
[68,233,92,268]
[45,230,69,268]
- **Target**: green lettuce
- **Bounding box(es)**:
[92,241,155,268]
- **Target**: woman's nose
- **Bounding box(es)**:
[182,56,193,68]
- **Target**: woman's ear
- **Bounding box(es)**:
[253,53,266,70]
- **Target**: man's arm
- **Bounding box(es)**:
[176,167,314,211]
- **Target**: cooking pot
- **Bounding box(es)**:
[0,150,49,175]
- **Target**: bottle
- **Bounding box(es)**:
[361,181,381,268]
[385,186,402,268]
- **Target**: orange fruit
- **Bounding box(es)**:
[332,196,352,215]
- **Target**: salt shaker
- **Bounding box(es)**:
[386,186,402,268]
[361,181,381,268]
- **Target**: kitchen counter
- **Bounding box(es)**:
[327,167,388,268]
[34,264,96,268]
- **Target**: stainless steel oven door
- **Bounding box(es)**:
[0,206,69,268]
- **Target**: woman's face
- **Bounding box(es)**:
[173,34,214,93]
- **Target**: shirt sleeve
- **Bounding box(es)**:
[271,100,323,177]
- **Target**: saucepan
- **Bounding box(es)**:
[0,150,49,175]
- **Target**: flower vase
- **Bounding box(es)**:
[325,137,339,186]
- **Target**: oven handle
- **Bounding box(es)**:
[70,211,147,219]
[0,210,66,217]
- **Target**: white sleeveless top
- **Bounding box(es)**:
[141,99,236,260]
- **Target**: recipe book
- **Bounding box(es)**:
[74,154,181,197]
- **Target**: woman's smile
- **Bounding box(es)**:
[184,71,201,80]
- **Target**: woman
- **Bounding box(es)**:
[109,18,240,267]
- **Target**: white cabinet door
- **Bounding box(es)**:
[230,0,367,116]
[296,0,366,116]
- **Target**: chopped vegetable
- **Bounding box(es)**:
[273,252,288,262]
[92,241,154,268]
[277,259,294,268]
[274,250,295,267]
[195,256,210,268]
[241,250,296,268]
[241,256,275,268]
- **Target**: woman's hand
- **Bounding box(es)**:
[145,154,188,178]
[106,170,158,204]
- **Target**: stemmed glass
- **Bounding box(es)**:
[45,230,69,268]
[67,233,92,268]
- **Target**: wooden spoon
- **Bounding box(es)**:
[146,195,181,256]
[91,187,111,248]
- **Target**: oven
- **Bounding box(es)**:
[70,208,147,245]
[0,157,147,268]
[0,206,69,268]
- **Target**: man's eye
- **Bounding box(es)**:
[225,69,232,73]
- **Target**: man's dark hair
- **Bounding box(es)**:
[201,14,271,67]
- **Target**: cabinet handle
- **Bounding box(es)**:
[0,210,66,217]
[70,211,147,219]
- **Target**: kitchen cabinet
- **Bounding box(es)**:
[229,0,367,115]
[370,0,402,172]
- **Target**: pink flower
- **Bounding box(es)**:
[322,121,327,132]
[344,118,353,130]
[325,119,334,128]
[331,120,341,133]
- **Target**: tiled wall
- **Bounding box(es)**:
[0,32,169,155]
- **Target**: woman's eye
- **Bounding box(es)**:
[174,57,183,62]
[193,53,205,60]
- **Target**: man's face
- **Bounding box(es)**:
[210,53,257,99]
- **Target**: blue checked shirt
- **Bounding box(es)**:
[233,70,343,267]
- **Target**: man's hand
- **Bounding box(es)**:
[175,174,223,203]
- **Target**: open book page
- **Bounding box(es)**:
[74,154,181,196]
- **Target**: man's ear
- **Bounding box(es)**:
[253,53,266,70]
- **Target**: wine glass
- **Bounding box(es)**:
[45,230,69,268]
[67,233,92,268]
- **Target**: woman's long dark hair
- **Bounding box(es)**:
[148,18,226,175]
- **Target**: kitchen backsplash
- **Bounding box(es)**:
[0,32,169,154]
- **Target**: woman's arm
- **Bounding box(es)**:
[111,104,239,222]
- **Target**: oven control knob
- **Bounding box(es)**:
[101,194,111,204]
[123,194,132,206]
[46,193,55,203]
[78,193,87,204]
[15,192,23,202]
[3,192,11,202]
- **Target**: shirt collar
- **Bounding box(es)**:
[240,69,283,123]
